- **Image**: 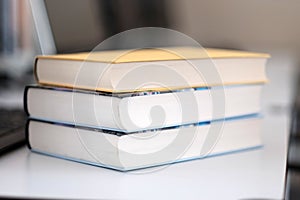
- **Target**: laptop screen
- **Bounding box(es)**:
[44,0,104,53]
[43,0,170,54]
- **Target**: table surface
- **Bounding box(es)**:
[0,55,294,199]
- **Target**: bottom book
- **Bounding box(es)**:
[27,116,262,171]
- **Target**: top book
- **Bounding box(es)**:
[34,47,270,93]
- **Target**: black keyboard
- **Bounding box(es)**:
[0,109,26,134]
[0,108,26,153]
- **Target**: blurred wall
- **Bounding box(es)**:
[168,0,300,108]
[169,0,300,52]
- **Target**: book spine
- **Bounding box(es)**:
[33,57,40,84]
[23,85,31,116]
[25,119,32,149]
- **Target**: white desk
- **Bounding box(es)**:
[0,55,294,199]
[0,113,288,200]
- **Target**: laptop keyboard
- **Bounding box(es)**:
[0,108,26,136]
[0,73,33,152]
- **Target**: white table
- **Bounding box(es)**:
[0,113,288,200]
[0,53,294,199]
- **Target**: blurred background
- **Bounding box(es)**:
[1,0,300,198]
[1,0,299,105]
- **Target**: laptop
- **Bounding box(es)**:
[0,79,28,153]
[0,0,36,153]
[0,0,170,153]
[0,0,103,153]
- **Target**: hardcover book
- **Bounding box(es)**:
[25,84,263,132]
[34,47,269,93]
[27,116,262,171]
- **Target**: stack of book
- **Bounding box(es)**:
[24,47,269,171]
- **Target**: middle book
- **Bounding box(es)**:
[24,84,262,133]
